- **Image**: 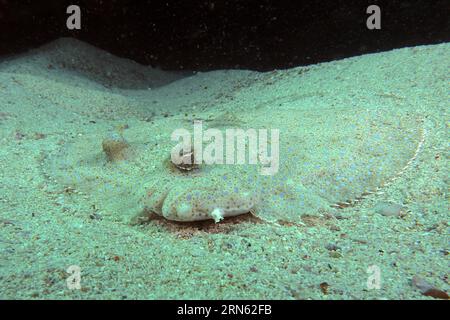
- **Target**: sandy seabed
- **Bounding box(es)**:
[0,38,448,299]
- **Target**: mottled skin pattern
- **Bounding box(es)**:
[142,184,258,223]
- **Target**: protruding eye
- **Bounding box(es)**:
[171,147,198,172]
